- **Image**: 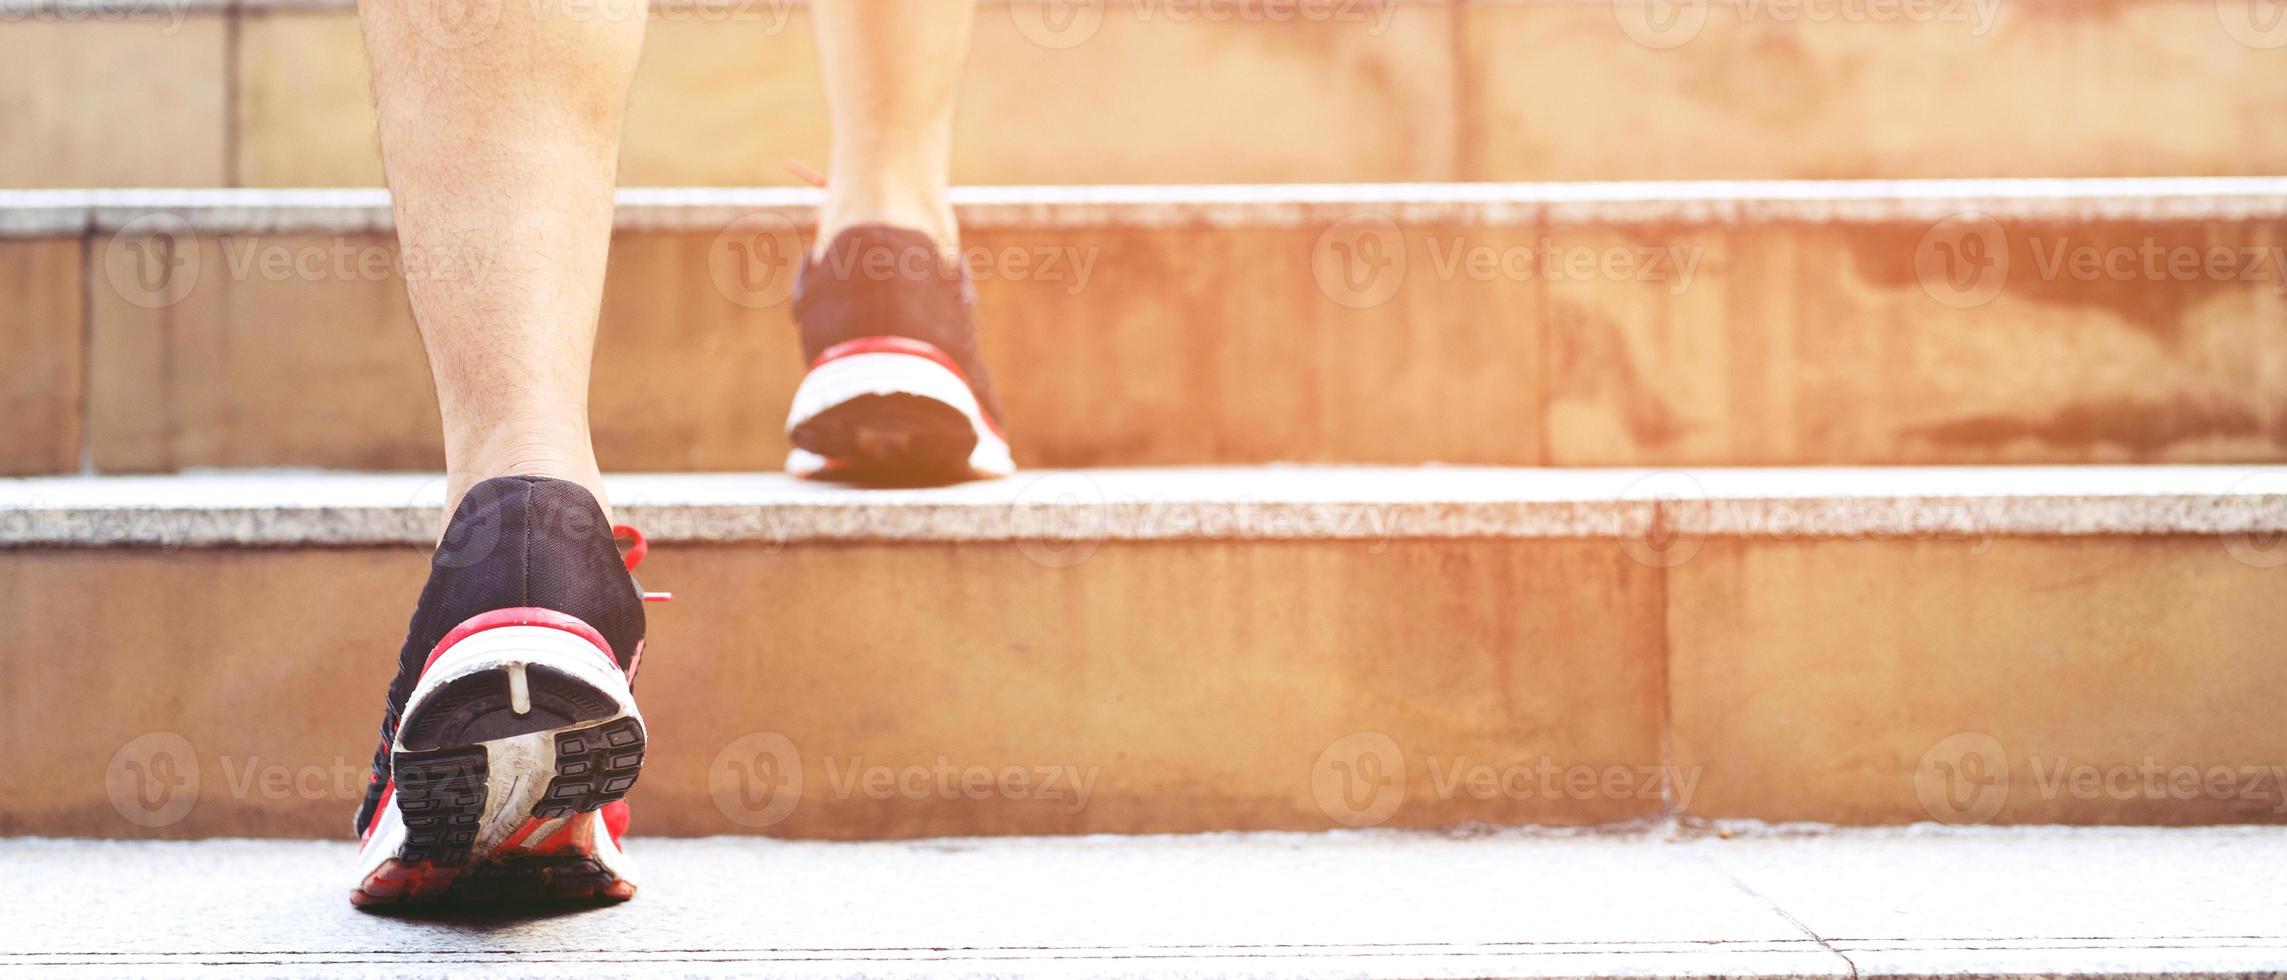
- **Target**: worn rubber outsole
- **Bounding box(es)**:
[790,391,983,487]
[353,658,645,909]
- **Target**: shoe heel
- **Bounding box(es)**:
[391,623,643,858]
[357,607,647,907]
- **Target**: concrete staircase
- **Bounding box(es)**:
[1,1,2284,973]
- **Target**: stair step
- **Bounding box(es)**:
[5,0,2284,187]
[5,464,2286,546]
[4,179,2286,476]
[4,466,2283,838]
[4,828,2284,976]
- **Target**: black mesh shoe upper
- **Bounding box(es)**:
[354,476,646,836]
[793,224,1005,424]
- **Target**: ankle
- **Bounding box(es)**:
[817,170,959,258]
[443,439,608,524]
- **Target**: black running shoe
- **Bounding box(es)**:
[784,225,1014,485]
[350,476,661,907]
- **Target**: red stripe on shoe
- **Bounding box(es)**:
[498,818,547,853]
[419,607,622,678]
[360,780,397,844]
[602,800,632,845]
[811,335,969,379]
[809,335,1006,439]
[533,816,585,855]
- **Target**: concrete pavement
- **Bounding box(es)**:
[4,825,2284,977]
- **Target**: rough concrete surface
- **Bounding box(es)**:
[3,466,2283,547]
[3,825,2282,977]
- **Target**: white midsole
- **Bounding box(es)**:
[354,625,641,885]
[402,625,633,717]
[784,351,1015,478]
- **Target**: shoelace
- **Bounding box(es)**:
[786,158,827,189]
[613,524,673,604]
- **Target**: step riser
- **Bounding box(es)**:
[8,530,2280,838]
[1673,536,2287,825]
[6,540,1667,838]
[12,210,2285,475]
[6,2,2286,188]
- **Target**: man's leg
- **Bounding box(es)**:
[812,0,975,253]
[348,1,656,908]
[361,0,646,515]
[785,0,1012,484]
